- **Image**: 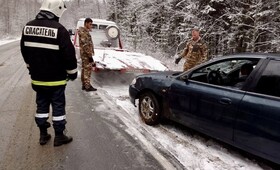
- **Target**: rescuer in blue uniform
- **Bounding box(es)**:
[20,0,77,146]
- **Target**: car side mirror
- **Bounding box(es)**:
[180,75,188,82]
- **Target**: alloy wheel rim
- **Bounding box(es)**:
[141,96,154,119]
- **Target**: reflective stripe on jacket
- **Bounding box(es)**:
[31,80,67,86]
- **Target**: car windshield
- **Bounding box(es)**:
[89,29,119,48]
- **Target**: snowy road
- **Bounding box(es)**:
[0,40,277,169]
[0,41,168,169]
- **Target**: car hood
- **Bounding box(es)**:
[137,71,182,79]
[136,71,181,89]
[134,71,182,91]
[92,48,169,72]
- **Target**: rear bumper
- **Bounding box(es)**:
[129,85,139,107]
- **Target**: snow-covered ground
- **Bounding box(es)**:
[0,38,274,169]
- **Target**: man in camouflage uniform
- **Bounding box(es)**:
[78,18,97,91]
[175,28,208,71]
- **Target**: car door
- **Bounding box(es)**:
[168,59,250,142]
[234,59,280,163]
[169,79,245,142]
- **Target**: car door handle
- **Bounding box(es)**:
[219,98,232,105]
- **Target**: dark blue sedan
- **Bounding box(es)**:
[129,53,280,164]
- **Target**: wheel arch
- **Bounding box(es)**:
[137,88,163,106]
[138,89,163,125]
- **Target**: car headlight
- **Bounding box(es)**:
[130,78,136,85]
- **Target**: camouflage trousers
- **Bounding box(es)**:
[183,60,199,71]
[81,59,92,89]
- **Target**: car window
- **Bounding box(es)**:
[89,30,119,48]
[189,58,259,87]
[253,60,280,97]
[99,25,108,30]
[198,60,249,74]
[92,24,98,29]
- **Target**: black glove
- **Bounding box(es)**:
[89,57,93,63]
[67,72,77,81]
[175,57,182,64]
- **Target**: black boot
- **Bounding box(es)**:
[85,86,97,92]
[39,123,51,145]
[54,132,73,147]
[40,133,51,145]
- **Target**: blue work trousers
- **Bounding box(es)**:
[32,85,67,133]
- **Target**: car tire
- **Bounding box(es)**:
[139,92,161,125]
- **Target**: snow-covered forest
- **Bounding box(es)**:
[1,0,280,58]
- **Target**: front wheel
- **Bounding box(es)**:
[139,92,161,125]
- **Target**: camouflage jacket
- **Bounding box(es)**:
[180,38,208,65]
[78,27,94,58]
